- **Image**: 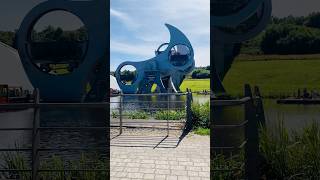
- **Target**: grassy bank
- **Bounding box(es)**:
[180,79,210,92]
[213,121,320,179]
[0,153,108,180]
[224,59,320,97]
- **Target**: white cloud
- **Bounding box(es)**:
[110,8,139,29]
[110,40,156,58]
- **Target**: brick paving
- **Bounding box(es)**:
[110,129,210,180]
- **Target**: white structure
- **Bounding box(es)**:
[110,75,120,91]
[0,42,33,90]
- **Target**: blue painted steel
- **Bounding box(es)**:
[115,24,195,94]
[16,0,109,102]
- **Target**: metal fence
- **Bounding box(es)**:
[211,84,265,180]
[110,90,193,138]
[0,89,109,180]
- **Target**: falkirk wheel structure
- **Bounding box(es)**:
[16,0,109,102]
[212,0,272,95]
[115,24,195,94]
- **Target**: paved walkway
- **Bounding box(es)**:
[110,128,210,180]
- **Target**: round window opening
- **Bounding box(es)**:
[169,45,191,67]
[29,10,89,75]
[120,65,138,85]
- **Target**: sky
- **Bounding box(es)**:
[0,0,320,70]
[110,0,210,70]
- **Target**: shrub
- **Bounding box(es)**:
[128,111,148,119]
[154,110,186,120]
[191,101,210,129]
[191,69,210,79]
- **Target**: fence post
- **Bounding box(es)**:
[167,93,170,136]
[244,84,259,180]
[185,89,193,132]
[32,89,40,180]
[119,93,123,135]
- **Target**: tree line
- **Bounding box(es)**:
[241,12,320,55]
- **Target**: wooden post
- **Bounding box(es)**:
[244,84,260,180]
[32,89,40,180]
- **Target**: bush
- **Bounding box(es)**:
[128,111,148,119]
[154,110,186,120]
[191,69,210,79]
[191,101,210,129]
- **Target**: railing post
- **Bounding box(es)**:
[167,93,170,136]
[185,89,193,132]
[244,84,259,180]
[32,89,40,180]
[119,93,123,135]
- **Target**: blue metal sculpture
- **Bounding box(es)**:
[212,0,272,95]
[115,24,195,94]
[16,0,109,102]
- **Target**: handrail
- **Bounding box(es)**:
[211,97,251,106]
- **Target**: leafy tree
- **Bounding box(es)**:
[305,12,320,28]
[191,69,210,79]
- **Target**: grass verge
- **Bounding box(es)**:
[223,59,320,97]
[194,128,210,136]
[180,79,210,92]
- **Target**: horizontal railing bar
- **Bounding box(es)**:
[0,128,33,131]
[110,101,185,103]
[0,103,109,108]
[38,127,108,130]
[38,169,109,172]
[0,127,109,131]
[211,97,251,106]
[0,169,32,172]
[110,121,184,123]
[123,108,185,110]
[38,148,107,151]
[0,169,109,172]
[211,168,242,172]
[211,140,247,150]
[110,126,183,130]
[0,147,108,152]
[117,93,187,96]
[0,148,32,151]
[213,121,248,129]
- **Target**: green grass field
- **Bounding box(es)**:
[180,79,210,92]
[223,59,320,97]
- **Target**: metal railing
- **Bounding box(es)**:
[110,90,193,137]
[211,84,266,180]
[0,89,109,180]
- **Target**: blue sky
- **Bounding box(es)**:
[110,0,210,71]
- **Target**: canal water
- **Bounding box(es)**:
[1,96,319,164]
